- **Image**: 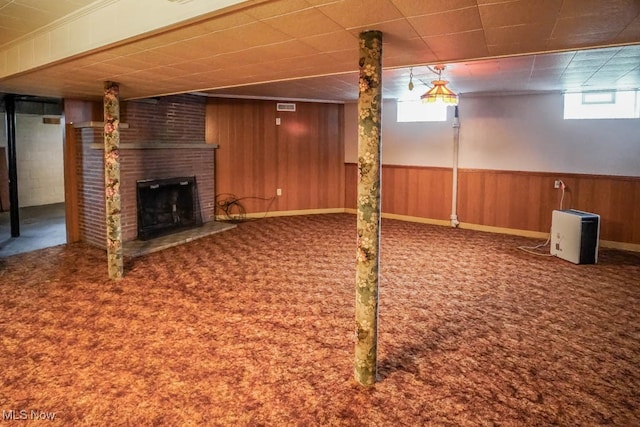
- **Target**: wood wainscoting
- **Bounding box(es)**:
[207,98,345,215]
[345,164,640,247]
[345,163,452,222]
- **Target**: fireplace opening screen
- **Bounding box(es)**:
[136,176,203,240]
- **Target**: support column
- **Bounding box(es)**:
[5,94,20,237]
[103,82,123,279]
[451,105,460,228]
[354,30,383,387]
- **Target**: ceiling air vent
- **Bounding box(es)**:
[276,103,296,112]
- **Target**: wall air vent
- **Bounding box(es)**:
[276,103,296,112]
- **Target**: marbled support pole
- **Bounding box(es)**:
[354,30,383,387]
[104,81,123,280]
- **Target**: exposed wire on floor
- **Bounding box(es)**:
[215,193,276,223]
[517,180,566,257]
[517,229,555,257]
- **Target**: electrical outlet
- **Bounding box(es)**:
[554,180,562,189]
[276,188,282,196]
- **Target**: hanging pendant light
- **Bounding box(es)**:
[421,65,458,105]
[408,67,415,91]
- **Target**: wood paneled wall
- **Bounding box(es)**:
[64,99,102,123]
[62,99,101,242]
[345,164,640,245]
[345,163,452,220]
[206,98,345,214]
[458,170,640,244]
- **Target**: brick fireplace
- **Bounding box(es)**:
[72,94,218,249]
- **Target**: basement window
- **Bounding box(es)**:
[563,90,640,119]
[397,100,447,122]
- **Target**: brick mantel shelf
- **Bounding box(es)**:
[73,122,219,150]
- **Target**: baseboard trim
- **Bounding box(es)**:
[458,222,550,240]
[381,212,451,227]
[599,239,640,253]
[216,208,346,221]
[223,209,640,252]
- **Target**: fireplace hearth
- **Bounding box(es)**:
[136,176,202,240]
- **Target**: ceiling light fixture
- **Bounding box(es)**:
[421,65,458,105]
[408,67,415,91]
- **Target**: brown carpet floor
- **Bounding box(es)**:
[0,214,638,426]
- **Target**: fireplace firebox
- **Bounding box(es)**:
[136,176,202,240]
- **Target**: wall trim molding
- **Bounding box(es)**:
[344,163,640,181]
[343,210,640,253]
[89,142,217,150]
[216,208,346,222]
[599,239,640,253]
[458,222,550,239]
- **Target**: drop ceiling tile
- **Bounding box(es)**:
[115,67,173,82]
[129,31,188,50]
[612,44,640,58]
[258,39,319,62]
[551,14,631,40]
[304,0,344,5]
[559,0,640,18]
[528,68,564,79]
[615,71,640,87]
[203,50,263,69]
[317,0,404,28]
[459,60,501,76]
[423,30,490,62]
[390,0,476,16]
[383,37,437,67]
[101,43,145,58]
[299,30,358,52]
[220,21,291,48]
[532,51,576,69]
[293,59,353,77]
[588,68,637,80]
[409,7,482,37]
[615,15,640,43]
[187,69,233,85]
[475,0,521,4]
[80,61,139,79]
[264,7,343,38]
[99,54,152,71]
[486,43,539,57]
[244,0,312,19]
[348,18,420,43]
[156,31,246,57]
[605,56,640,68]
[15,0,92,15]
[195,11,257,33]
[484,23,555,47]
[123,49,182,67]
[478,0,561,28]
[326,48,358,64]
[171,57,230,73]
[497,55,536,70]
[150,40,217,61]
[571,48,618,61]
[263,53,327,73]
[0,2,52,31]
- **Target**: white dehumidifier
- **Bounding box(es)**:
[550,209,600,264]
